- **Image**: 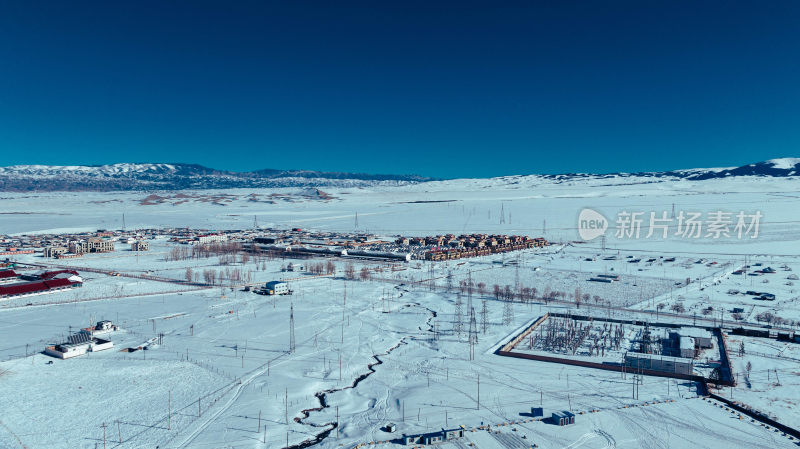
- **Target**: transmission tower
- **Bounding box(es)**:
[253,215,259,230]
[289,303,296,353]
[446,269,454,293]
[499,203,505,224]
[481,300,488,334]
[502,299,514,325]
[468,307,478,360]
[453,294,463,337]
[354,212,359,229]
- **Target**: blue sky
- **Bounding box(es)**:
[1,1,798,178]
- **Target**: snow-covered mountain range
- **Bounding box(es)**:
[0,163,435,191]
[0,158,797,192]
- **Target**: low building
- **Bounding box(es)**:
[43,246,68,258]
[198,234,227,244]
[552,411,575,426]
[68,241,89,254]
[0,248,34,256]
[404,428,464,446]
[44,333,114,359]
[80,320,118,336]
[0,270,18,284]
[0,278,82,300]
[624,352,694,375]
[68,238,115,254]
[131,240,150,251]
[88,237,115,253]
[55,253,82,259]
[263,281,289,295]
[679,336,696,358]
[677,328,713,349]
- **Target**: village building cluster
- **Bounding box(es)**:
[393,233,547,261]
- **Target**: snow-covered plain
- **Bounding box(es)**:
[1,174,799,449]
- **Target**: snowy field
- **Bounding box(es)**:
[1,174,799,448]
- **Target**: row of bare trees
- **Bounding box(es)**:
[184,267,252,285]
[306,261,337,275]
[166,242,246,262]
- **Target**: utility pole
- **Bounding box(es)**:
[336,406,340,438]
[168,390,171,430]
[117,420,121,443]
[477,374,480,410]
[258,410,261,432]
[101,423,107,449]
[289,304,296,353]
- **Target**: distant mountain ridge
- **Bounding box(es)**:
[0,163,436,192]
[503,158,800,183]
[0,158,797,192]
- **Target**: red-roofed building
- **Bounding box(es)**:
[0,277,81,299]
[0,270,18,284]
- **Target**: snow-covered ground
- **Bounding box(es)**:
[0,174,799,448]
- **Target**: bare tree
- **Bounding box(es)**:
[359,267,371,281]
[344,263,356,280]
[185,267,193,283]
